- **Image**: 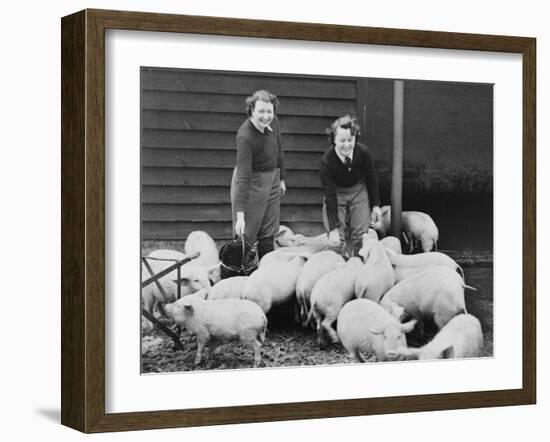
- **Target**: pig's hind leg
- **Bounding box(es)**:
[242,332,262,368]
[194,335,209,367]
[321,316,340,345]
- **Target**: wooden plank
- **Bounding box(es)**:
[142,185,324,204]
[142,130,330,152]
[142,167,322,188]
[141,69,356,99]
[142,110,336,134]
[143,221,233,240]
[142,148,324,169]
[142,220,326,240]
[61,10,86,432]
[142,90,356,117]
[141,204,324,222]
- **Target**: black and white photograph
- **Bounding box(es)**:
[140,67,493,373]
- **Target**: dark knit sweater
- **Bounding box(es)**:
[319,142,380,230]
[233,117,285,213]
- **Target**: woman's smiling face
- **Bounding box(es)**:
[250,100,274,130]
[334,127,356,157]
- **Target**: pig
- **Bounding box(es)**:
[401,211,439,253]
[243,254,310,314]
[274,226,330,253]
[274,225,295,246]
[380,236,402,254]
[295,250,346,326]
[306,257,364,346]
[370,205,392,238]
[379,268,467,336]
[395,314,484,360]
[184,231,221,284]
[355,234,395,302]
[372,206,439,252]
[206,276,248,300]
[141,249,211,318]
[385,248,464,279]
[258,249,300,268]
[337,298,417,362]
[394,265,466,284]
[164,296,267,367]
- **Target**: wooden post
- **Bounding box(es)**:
[391,80,404,238]
[356,78,368,132]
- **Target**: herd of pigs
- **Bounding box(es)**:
[142,206,485,369]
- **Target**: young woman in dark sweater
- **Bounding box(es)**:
[230,90,286,258]
[319,115,382,256]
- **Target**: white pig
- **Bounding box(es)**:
[337,298,417,362]
[275,226,330,252]
[164,296,267,367]
[295,250,346,326]
[141,249,211,317]
[307,257,364,346]
[372,206,439,252]
[380,268,467,335]
[385,248,464,279]
[355,235,395,303]
[184,231,221,284]
[243,254,310,314]
[393,265,470,285]
[258,249,300,268]
[401,211,439,253]
[396,314,484,360]
[206,276,248,300]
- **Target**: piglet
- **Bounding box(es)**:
[295,250,345,326]
[207,276,248,300]
[164,297,267,367]
[355,235,395,302]
[307,257,363,346]
[395,314,484,360]
[337,298,416,362]
[380,268,467,336]
[244,253,310,314]
[385,248,464,279]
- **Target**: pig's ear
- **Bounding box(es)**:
[369,328,383,335]
[401,319,417,333]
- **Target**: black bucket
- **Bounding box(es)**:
[219,237,258,279]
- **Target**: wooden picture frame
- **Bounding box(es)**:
[61,9,536,433]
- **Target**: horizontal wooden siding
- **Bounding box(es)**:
[141,68,357,241]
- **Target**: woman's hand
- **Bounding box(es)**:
[280,180,286,196]
[235,211,245,236]
[328,228,341,248]
[371,205,382,225]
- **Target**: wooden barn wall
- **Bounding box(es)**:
[141,68,357,242]
[363,79,493,252]
[141,69,493,251]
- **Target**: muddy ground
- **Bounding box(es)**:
[141,267,493,373]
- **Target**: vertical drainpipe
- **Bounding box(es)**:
[391,80,404,238]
